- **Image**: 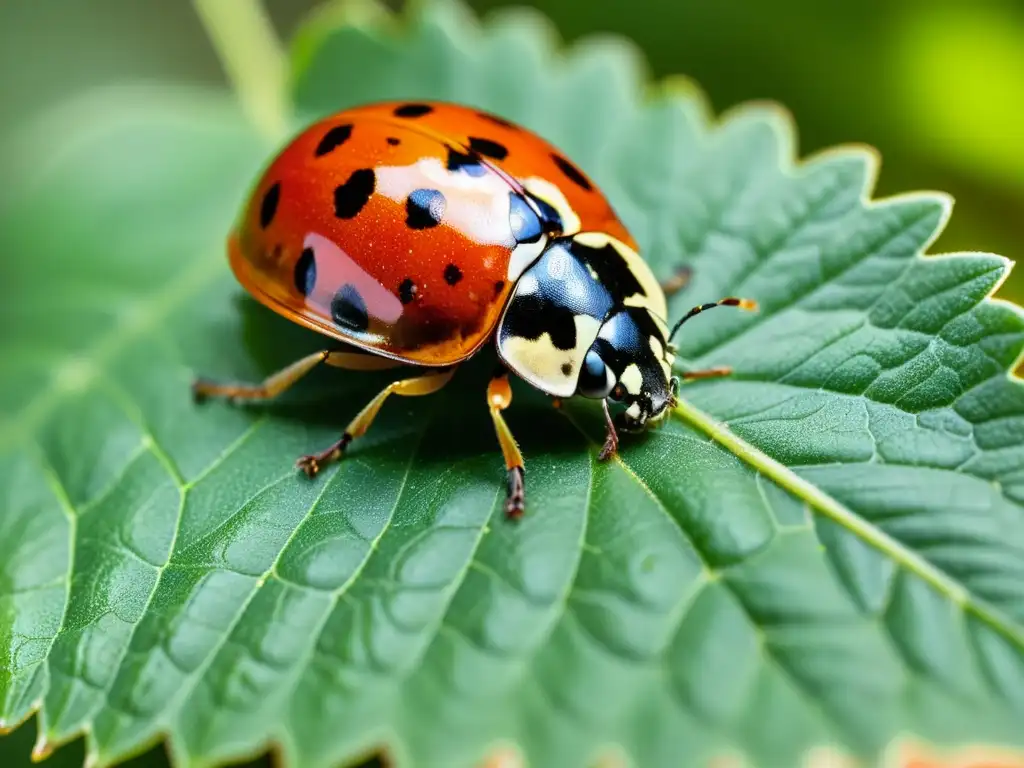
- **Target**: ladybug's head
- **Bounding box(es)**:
[575,306,678,432]
[495,228,756,432]
[576,295,758,431]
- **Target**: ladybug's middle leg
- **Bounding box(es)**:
[486,370,526,521]
[296,367,456,477]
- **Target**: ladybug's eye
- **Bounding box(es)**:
[577,349,616,399]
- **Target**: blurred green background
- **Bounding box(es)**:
[1,0,1023,764]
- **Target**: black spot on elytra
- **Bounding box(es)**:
[551,153,592,191]
[260,182,280,228]
[331,284,369,332]
[446,146,487,177]
[399,278,417,304]
[314,124,352,156]
[476,111,518,129]
[295,248,316,296]
[394,103,433,118]
[386,137,401,146]
[561,362,573,377]
[468,136,508,160]
[333,169,375,219]
[494,280,505,296]
[406,188,446,229]
[444,264,463,285]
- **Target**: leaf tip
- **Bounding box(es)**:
[655,73,717,128]
[477,2,563,50]
[31,738,54,762]
[869,187,956,255]
[798,142,882,205]
[288,0,394,93]
[719,97,800,162]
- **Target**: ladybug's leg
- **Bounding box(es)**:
[296,368,456,478]
[486,370,526,520]
[597,399,620,462]
[659,265,693,297]
[191,348,404,403]
[191,350,332,403]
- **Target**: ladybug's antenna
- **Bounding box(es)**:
[668,297,758,344]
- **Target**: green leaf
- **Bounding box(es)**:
[3,1,1024,767]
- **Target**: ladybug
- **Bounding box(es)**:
[192,100,756,519]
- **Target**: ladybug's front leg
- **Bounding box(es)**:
[597,399,620,462]
[486,370,526,520]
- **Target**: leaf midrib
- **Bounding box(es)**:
[669,397,1024,655]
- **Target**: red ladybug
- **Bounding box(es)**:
[193,101,756,518]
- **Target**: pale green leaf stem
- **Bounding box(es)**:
[671,396,1024,648]
[193,0,291,144]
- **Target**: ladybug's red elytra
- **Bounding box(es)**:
[192,100,757,519]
